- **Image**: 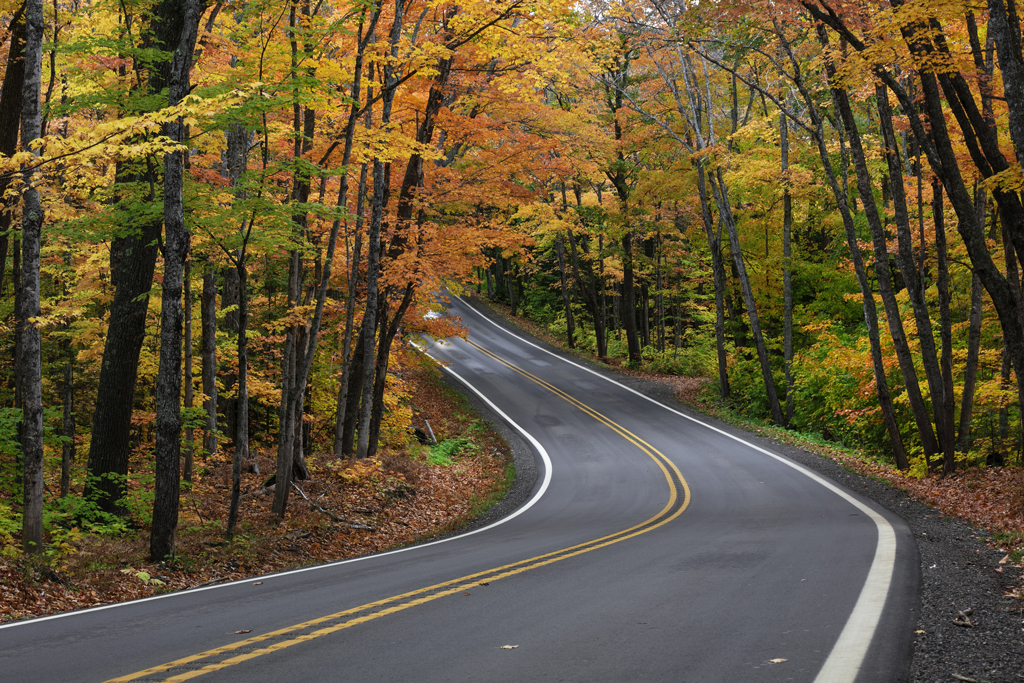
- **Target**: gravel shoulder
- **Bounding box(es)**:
[457,298,1024,683]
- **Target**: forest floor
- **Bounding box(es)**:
[0,352,514,624]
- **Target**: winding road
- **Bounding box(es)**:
[0,295,917,682]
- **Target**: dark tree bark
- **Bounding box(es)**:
[85,0,194,515]
[555,235,575,348]
[18,0,43,554]
[805,1,1024,444]
[182,258,194,483]
[353,2,402,463]
[201,268,218,458]
[151,0,202,561]
[60,297,75,500]
[333,162,367,459]
[226,255,249,538]
[566,230,608,358]
[933,182,957,474]
[958,195,989,451]
[0,3,26,300]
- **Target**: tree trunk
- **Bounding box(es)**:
[227,257,248,538]
[832,72,940,458]
[695,162,730,398]
[182,258,194,483]
[556,235,575,348]
[333,163,367,459]
[151,0,202,561]
[0,3,26,300]
[18,0,43,554]
[620,232,642,364]
[709,168,784,425]
[876,85,945,459]
[781,111,794,425]
[60,341,75,498]
[776,23,909,467]
[201,268,218,458]
[957,196,988,451]
[565,230,607,358]
[933,182,957,475]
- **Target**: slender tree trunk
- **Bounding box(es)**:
[958,196,989,451]
[60,341,74,498]
[933,182,957,474]
[333,164,367,459]
[227,257,248,538]
[182,258,194,483]
[621,232,642,364]
[832,72,940,458]
[776,22,909,467]
[355,6,401,461]
[695,163,730,398]
[781,111,794,425]
[151,0,201,561]
[201,268,218,458]
[367,285,414,456]
[566,230,607,358]
[876,86,946,460]
[556,235,575,348]
[709,168,783,424]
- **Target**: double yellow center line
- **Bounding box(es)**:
[107,339,690,682]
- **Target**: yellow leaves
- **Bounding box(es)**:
[982,165,1024,194]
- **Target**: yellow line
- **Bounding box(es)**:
[107,341,690,683]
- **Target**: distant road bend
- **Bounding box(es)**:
[0,295,916,683]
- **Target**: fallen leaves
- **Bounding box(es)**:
[0,360,514,625]
[952,608,977,628]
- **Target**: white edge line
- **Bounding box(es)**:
[0,363,552,633]
[456,296,895,683]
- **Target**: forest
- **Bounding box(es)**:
[2,0,1024,563]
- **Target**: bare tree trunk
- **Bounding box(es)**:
[182,258,194,483]
[832,71,940,458]
[355,4,401,461]
[776,22,909,467]
[18,0,43,553]
[933,182,957,474]
[620,232,642,364]
[876,86,945,461]
[695,163,730,398]
[60,341,74,498]
[151,0,202,561]
[201,268,218,458]
[781,111,794,425]
[333,163,366,459]
[566,230,607,358]
[709,168,784,424]
[0,3,25,300]
[227,257,249,538]
[958,196,989,451]
[556,235,575,348]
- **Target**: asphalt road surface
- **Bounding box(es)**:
[0,295,917,682]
